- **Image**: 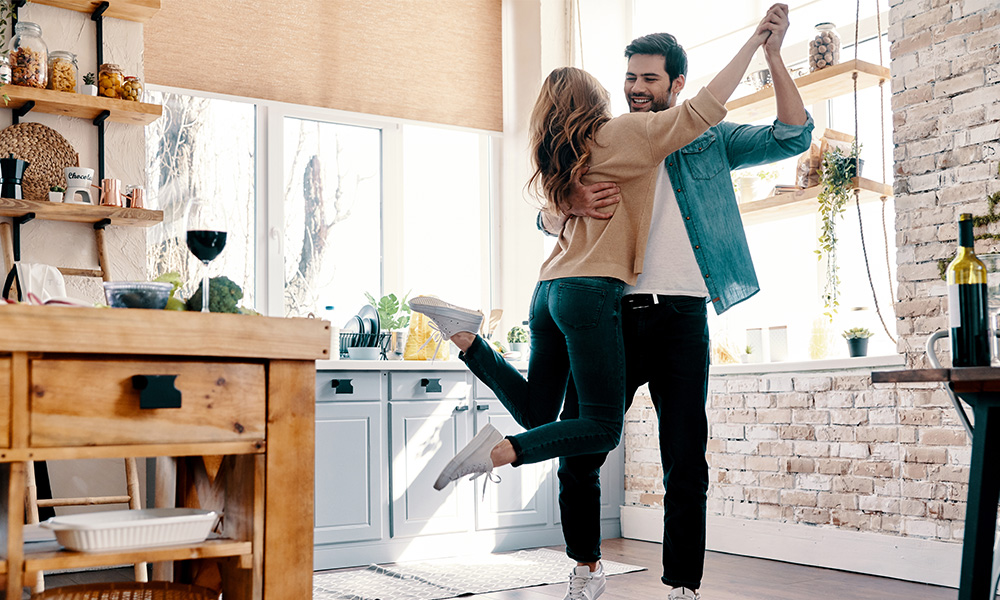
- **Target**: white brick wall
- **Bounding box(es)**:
[623,0,1000,545]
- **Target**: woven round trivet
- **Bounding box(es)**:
[0,122,79,202]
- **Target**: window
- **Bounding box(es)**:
[146,89,497,322]
[145,91,257,307]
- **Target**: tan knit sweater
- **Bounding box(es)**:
[537,87,727,285]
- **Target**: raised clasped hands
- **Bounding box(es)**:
[755,3,790,52]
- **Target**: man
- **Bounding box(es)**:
[540,5,812,599]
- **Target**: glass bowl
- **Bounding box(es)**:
[103,282,173,310]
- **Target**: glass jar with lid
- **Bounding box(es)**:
[48,50,78,92]
[9,21,48,88]
[809,23,840,72]
[122,75,143,101]
[98,63,124,98]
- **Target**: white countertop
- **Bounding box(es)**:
[315,359,529,371]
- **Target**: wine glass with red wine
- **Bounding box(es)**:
[184,198,228,313]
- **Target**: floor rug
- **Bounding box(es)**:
[313,548,645,600]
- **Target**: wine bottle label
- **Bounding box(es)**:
[948,284,961,328]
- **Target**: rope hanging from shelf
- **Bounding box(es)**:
[852,0,897,344]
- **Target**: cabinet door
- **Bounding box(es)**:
[315,401,384,544]
[389,400,473,537]
[473,401,550,530]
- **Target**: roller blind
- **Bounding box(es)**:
[144,0,502,132]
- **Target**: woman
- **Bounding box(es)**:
[412,15,777,491]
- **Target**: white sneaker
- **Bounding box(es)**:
[409,296,484,340]
[668,587,700,600]
[564,564,605,600]
[433,424,503,490]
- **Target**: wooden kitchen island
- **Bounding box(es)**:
[0,305,330,599]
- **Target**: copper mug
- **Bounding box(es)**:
[97,178,123,207]
[125,185,145,208]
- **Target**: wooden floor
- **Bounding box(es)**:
[472,538,956,600]
[37,538,956,599]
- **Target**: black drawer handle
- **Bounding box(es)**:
[331,379,354,394]
[455,405,470,412]
[476,404,489,411]
[420,378,442,393]
[131,375,181,409]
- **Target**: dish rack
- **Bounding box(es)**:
[339,331,391,359]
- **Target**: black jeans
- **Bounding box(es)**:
[557,294,710,590]
[461,277,626,464]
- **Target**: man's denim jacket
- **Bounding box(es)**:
[671,115,813,313]
[540,114,814,315]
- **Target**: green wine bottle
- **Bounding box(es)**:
[947,213,990,366]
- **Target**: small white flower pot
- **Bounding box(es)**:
[48,191,63,203]
[81,84,98,96]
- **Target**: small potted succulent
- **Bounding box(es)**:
[842,327,873,357]
[48,184,65,202]
[81,72,97,96]
[507,325,530,356]
[740,345,754,363]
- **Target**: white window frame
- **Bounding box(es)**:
[147,84,499,318]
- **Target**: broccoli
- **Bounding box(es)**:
[185,276,244,313]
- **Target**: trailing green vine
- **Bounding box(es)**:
[816,144,861,318]
[938,190,1000,278]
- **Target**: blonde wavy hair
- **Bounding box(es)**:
[528,67,612,214]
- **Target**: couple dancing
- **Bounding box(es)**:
[411,4,812,599]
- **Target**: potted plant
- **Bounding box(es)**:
[365,292,411,356]
[507,325,530,356]
[740,345,753,363]
[48,184,64,203]
[817,143,862,318]
[81,72,97,96]
[842,327,873,357]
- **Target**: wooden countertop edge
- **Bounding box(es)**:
[0,305,331,361]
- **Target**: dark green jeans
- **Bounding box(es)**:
[558,294,710,590]
[460,277,626,465]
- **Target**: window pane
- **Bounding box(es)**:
[401,125,487,309]
[283,118,382,322]
[145,90,257,308]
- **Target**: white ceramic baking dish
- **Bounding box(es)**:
[41,508,219,552]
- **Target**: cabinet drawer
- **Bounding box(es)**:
[389,372,469,400]
[316,371,383,402]
[0,357,9,448]
[30,359,266,447]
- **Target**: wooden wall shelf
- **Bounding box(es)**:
[0,86,162,126]
[0,198,162,227]
[30,0,160,23]
[24,539,252,573]
[739,177,893,217]
[725,59,891,123]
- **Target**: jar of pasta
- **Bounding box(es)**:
[121,75,143,101]
[98,63,124,98]
[48,50,78,92]
[809,23,840,72]
[8,21,48,88]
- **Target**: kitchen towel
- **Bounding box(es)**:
[312,548,644,600]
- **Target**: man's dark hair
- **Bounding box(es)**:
[624,33,688,83]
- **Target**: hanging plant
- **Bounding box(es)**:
[816,143,861,318]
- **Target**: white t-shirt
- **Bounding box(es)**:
[624,163,709,298]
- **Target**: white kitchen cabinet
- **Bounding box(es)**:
[389,398,474,537]
[314,371,386,547]
[313,363,623,570]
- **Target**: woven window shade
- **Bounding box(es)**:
[144,0,502,132]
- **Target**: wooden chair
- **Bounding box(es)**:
[25,458,148,593]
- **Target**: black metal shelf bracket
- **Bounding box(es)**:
[11,100,35,125]
[91,2,109,67]
[94,218,111,231]
[94,110,110,182]
[12,212,35,261]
